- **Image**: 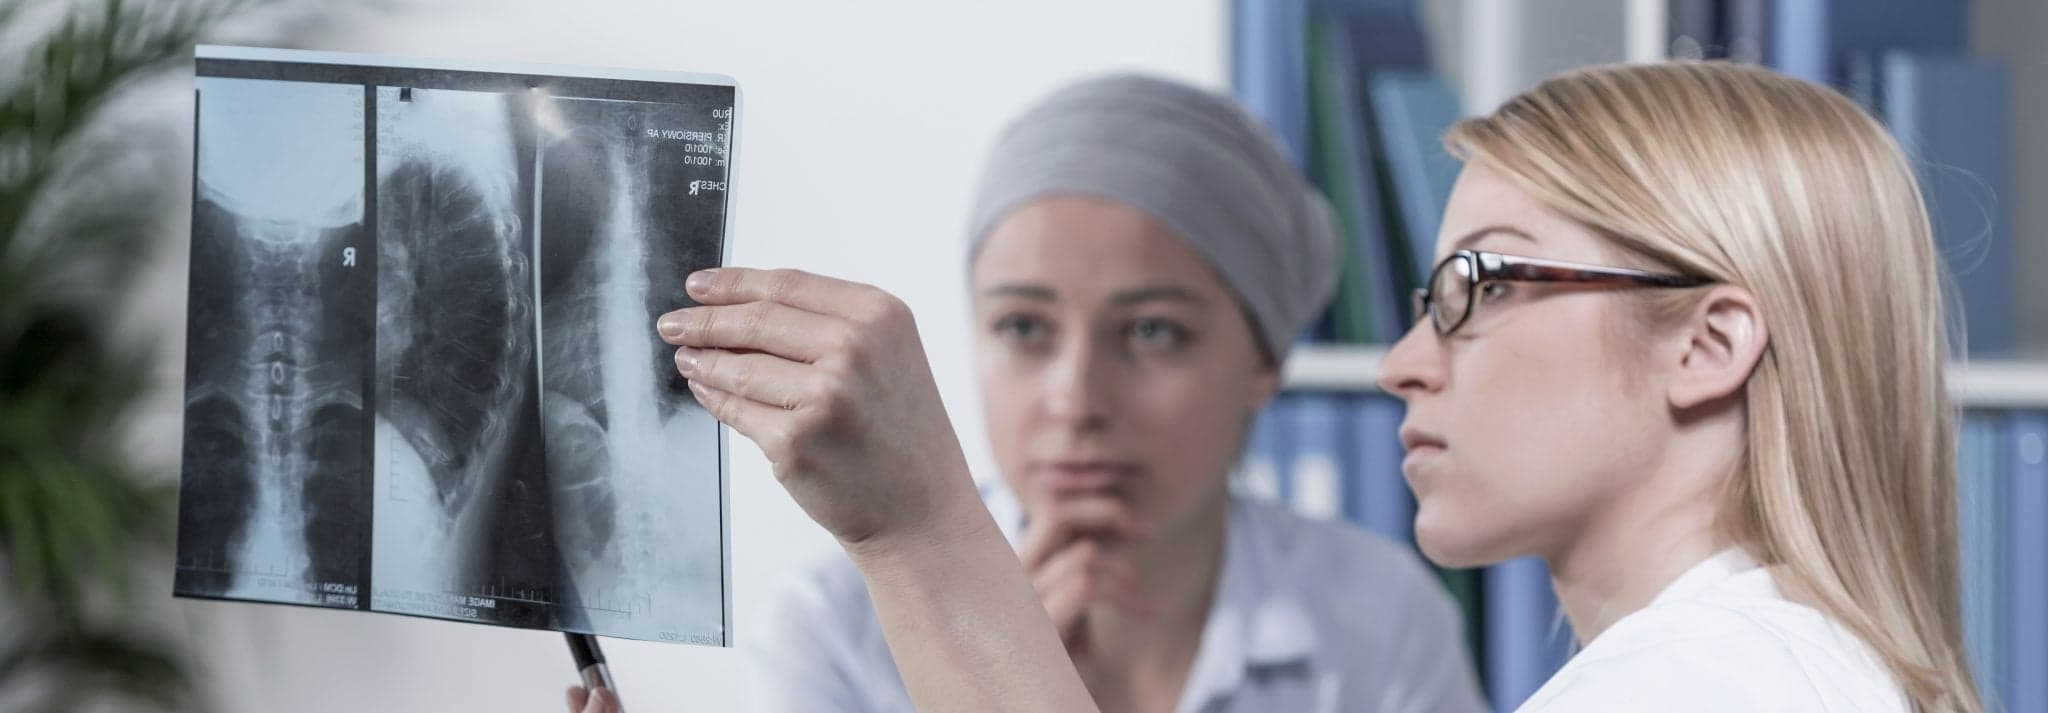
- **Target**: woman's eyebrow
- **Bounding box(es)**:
[1109,285,1210,308]
[979,283,1056,301]
[1452,225,1539,252]
[978,283,1211,308]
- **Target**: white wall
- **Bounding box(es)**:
[151,1,1227,711]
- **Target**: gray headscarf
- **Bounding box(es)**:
[965,74,1340,364]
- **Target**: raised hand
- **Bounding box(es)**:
[656,267,1097,713]
[656,267,981,550]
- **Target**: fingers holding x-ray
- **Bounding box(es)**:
[658,291,855,362]
[672,348,828,412]
[659,267,975,548]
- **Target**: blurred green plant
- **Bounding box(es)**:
[1,0,249,710]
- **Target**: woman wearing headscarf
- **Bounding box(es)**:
[569,75,1484,713]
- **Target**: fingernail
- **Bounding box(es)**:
[686,269,719,296]
[675,347,700,374]
[657,314,685,339]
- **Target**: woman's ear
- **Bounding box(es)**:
[1667,285,1769,410]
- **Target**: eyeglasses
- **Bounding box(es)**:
[1412,249,1709,336]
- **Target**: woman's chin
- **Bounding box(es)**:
[1412,508,1511,570]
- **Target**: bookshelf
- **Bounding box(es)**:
[1283,344,2048,409]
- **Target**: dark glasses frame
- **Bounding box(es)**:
[1412,249,1709,336]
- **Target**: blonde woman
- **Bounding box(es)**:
[1379,61,1976,711]
[646,61,1981,712]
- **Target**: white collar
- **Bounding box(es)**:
[1647,547,1766,608]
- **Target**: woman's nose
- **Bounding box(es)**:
[1042,339,1114,431]
[1377,320,1445,400]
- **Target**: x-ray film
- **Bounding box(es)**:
[175,46,736,646]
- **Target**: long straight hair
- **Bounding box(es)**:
[1445,61,1979,713]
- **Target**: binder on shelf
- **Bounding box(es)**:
[1769,0,1968,85]
[1880,53,2017,356]
[1721,0,1771,64]
[1238,397,1289,505]
[1308,17,1402,343]
[1331,0,1431,70]
[1367,70,1463,286]
[1484,556,1572,713]
[1667,0,1770,63]
[1957,411,2006,703]
[1231,0,1312,168]
[1305,19,1366,345]
[1440,564,1488,692]
[1841,50,1882,112]
[1665,0,1722,59]
[2006,411,2047,713]
[1298,305,1338,345]
[1342,394,1414,544]
[1283,393,1346,520]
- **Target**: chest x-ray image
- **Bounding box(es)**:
[176,46,736,646]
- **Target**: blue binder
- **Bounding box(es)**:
[1770,0,1968,85]
[1668,0,1770,62]
[1484,556,1572,713]
[1231,0,1312,168]
[1283,393,1347,520]
[1239,397,1290,504]
[1880,53,2017,356]
[2006,411,2048,713]
[1331,0,1432,70]
[1366,70,1463,286]
[1308,17,1402,342]
[1957,411,2006,703]
[1342,394,1414,544]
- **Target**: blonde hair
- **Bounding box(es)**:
[1445,61,1979,713]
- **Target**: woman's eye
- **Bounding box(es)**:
[1479,282,1513,302]
[993,314,1048,343]
[1128,317,1189,349]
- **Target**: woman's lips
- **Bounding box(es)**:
[1402,444,1446,473]
[1399,427,1447,476]
[1034,461,1137,493]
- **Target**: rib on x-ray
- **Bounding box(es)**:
[370,86,552,626]
[176,48,735,645]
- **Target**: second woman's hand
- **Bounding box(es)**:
[1017,496,1155,655]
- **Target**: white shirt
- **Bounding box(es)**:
[744,489,1487,713]
[1517,548,1909,712]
